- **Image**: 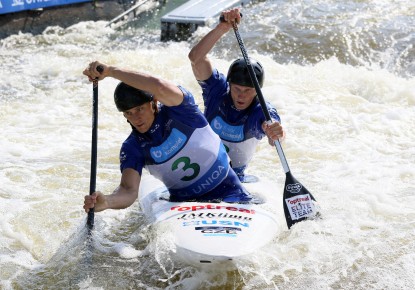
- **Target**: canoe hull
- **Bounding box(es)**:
[139,176,280,268]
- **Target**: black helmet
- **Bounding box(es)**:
[227,58,264,88]
[114,82,153,112]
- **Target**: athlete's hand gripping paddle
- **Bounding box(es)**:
[223,15,318,228]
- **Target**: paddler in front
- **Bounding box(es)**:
[83,62,253,214]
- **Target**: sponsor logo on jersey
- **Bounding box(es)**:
[150,128,187,162]
[210,116,244,142]
[119,151,127,162]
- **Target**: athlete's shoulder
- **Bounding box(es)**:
[120,132,140,150]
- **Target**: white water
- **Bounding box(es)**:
[1,0,414,289]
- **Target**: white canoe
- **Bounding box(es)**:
[139,175,280,268]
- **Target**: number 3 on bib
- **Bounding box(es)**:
[172,156,200,181]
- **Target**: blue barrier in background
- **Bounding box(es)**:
[0,0,91,15]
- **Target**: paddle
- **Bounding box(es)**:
[87,65,103,231]
[228,19,318,229]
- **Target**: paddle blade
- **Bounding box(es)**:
[283,172,317,229]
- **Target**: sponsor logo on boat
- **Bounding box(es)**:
[182,220,250,227]
[177,212,252,221]
[195,226,241,236]
[170,204,255,214]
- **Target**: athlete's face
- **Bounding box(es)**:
[123,102,156,133]
[230,83,256,110]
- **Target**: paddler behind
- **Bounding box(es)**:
[188,8,285,183]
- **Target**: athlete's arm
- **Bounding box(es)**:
[83,168,140,212]
[188,8,241,81]
[83,62,184,107]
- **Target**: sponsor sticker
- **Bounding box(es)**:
[195,226,241,237]
[285,194,315,220]
[170,204,255,214]
[286,182,302,193]
[182,220,250,227]
[177,212,252,221]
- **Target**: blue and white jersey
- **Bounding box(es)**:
[198,69,281,179]
[119,86,250,202]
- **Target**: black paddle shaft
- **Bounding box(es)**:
[230,22,318,229]
[87,65,103,230]
[231,23,290,173]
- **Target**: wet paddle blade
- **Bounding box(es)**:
[283,172,317,229]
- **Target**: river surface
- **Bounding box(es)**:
[1,0,414,289]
